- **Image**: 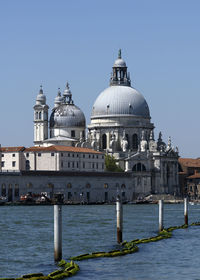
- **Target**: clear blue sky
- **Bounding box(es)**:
[0,0,199,158]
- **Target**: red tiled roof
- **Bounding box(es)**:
[24,145,103,154]
[178,158,200,168]
[0,146,25,152]
[187,173,200,179]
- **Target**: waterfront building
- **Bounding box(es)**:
[178,158,200,198]
[0,50,180,202]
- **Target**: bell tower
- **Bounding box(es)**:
[33,86,49,146]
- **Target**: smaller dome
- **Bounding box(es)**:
[50,103,86,129]
[36,86,46,105]
[113,58,126,68]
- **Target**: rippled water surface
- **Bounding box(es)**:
[1,204,200,279]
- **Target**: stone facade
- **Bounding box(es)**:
[0,171,152,203]
[0,146,104,173]
[0,50,180,202]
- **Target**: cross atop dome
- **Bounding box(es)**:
[118,48,122,59]
[39,84,43,94]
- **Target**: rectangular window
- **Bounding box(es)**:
[26,153,29,157]
[1,154,4,157]
[102,163,104,169]
[83,154,85,158]
[72,154,74,157]
[89,155,91,158]
[96,155,98,159]
[61,153,63,157]
[96,163,98,169]
[61,161,63,168]
[12,154,15,157]
[38,153,41,157]
[12,161,16,167]
[102,155,104,159]
[51,153,54,156]
[77,162,79,168]
[68,162,70,168]
[92,163,94,169]
[1,161,5,167]
[71,130,75,137]
[72,162,74,168]
[68,153,70,157]
[83,162,85,168]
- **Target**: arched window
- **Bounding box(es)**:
[142,164,146,171]
[39,112,42,119]
[67,183,72,188]
[102,134,107,149]
[35,112,38,120]
[167,165,170,185]
[14,184,19,197]
[1,184,6,197]
[86,183,91,188]
[137,163,141,171]
[132,163,146,172]
[132,134,138,149]
[26,160,30,171]
[126,134,130,149]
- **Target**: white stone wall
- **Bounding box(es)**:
[1,151,104,173]
[1,152,21,172]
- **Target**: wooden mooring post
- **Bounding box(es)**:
[159,199,164,232]
[184,197,188,225]
[54,204,62,262]
[116,196,123,243]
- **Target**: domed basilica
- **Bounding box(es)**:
[33,50,179,195]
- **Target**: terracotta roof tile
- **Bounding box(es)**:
[0,146,25,152]
[187,173,200,179]
[178,158,200,168]
[24,145,103,154]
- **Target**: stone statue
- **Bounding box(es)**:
[140,130,147,152]
[166,136,172,151]
[109,131,116,151]
[121,130,128,152]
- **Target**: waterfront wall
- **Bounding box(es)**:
[0,171,153,203]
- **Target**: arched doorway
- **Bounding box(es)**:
[8,184,13,202]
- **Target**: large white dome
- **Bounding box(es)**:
[91,85,150,119]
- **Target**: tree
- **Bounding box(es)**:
[105,154,124,172]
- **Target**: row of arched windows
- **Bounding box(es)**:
[132,163,146,172]
[35,111,42,120]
